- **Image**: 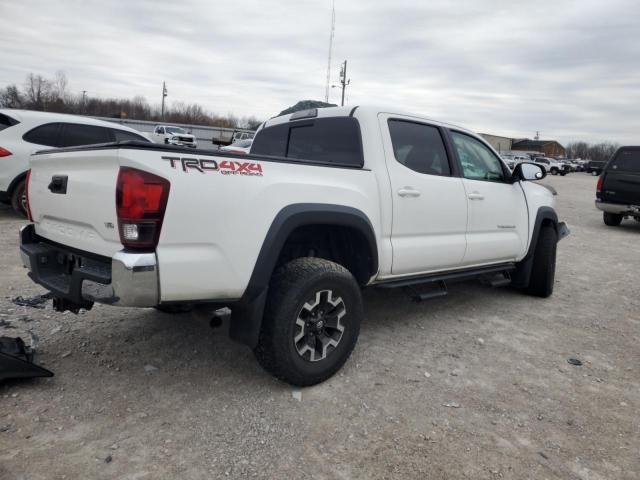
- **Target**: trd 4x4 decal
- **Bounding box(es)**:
[162,156,263,176]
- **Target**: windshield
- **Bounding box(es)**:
[166,127,187,134]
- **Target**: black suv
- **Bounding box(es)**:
[595,147,640,226]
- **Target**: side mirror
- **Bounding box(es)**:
[513,162,546,182]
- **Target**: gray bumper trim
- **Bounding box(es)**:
[595,200,640,215]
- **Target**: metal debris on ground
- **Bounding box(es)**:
[567,358,583,366]
[11,293,54,309]
[0,336,53,382]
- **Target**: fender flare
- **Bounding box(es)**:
[229,203,378,347]
[7,171,28,197]
[511,206,558,288]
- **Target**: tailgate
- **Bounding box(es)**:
[29,148,122,258]
[601,148,640,205]
[602,171,640,205]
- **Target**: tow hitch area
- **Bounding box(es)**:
[0,336,53,382]
[52,297,93,314]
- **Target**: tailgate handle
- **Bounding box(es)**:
[48,175,68,194]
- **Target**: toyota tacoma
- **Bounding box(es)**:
[19,106,569,385]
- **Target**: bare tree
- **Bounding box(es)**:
[0,85,24,108]
[24,73,54,110]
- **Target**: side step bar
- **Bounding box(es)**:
[376,263,516,289]
[377,263,516,302]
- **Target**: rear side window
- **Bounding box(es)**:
[112,129,148,142]
[59,123,112,147]
[251,117,363,167]
[387,120,451,176]
[0,113,19,132]
[23,123,61,147]
[610,149,640,173]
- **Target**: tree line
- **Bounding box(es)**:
[0,72,261,130]
[565,141,619,163]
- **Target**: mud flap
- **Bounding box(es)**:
[0,336,53,382]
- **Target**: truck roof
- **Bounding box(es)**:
[263,105,478,137]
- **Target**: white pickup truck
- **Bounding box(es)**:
[151,125,197,148]
[20,106,568,385]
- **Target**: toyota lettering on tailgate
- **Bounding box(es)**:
[162,156,263,176]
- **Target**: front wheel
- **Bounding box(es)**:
[254,258,363,386]
[525,224,557,298]
[591,170,599,176]
[550,168,558,175]
[603,212,623,226]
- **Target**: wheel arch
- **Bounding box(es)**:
[512,206,558,288]
[7,170,28,197]
[229,203,378,347]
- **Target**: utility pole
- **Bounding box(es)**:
[535,130,540,140]
[324,0,335,103]
[339,60,350,106]
[161,82,168,121]
[81,90,87,113]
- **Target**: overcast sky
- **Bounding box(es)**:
[1,0,638,144]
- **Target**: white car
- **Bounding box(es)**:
[0,109,150,216]
[534,157,568,176]
[151,125,197,148]
[21,105,569,385]
[220,139,252,154]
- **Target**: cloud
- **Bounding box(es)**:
[1,0,638,144]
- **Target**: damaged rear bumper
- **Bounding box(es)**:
[19,224,159,308]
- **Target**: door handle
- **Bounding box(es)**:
[467,192,485,200]
[398,188,421,198]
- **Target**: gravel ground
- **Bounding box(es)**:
[0,173,638,479]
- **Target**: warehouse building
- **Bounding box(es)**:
[479,133,513,153]
[511,139,566,158]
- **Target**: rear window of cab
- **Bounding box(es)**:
[251,117,364,167]
[609,149,640,173]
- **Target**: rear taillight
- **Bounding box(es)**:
[0,147,12,157]
[25,169,33,222]
[116,167,170,249]
[596,175,604,193]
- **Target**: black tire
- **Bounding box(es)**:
[254,257,363,386]
[550,168,558,175]
[525,225,557,298]
[10,179,27,217]
[559,171,567,176]
[155,303,193,314]
[591,170,599,176]
[603,212,623,226]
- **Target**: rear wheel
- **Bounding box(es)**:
[591,170,599,176]
[603,212,623,226]
[550,167,558,175]
[254,257,363,386]
[525,224,557,298]
[10,179,27,217]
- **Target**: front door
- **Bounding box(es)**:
[380,115,468,275]
[448,130,528,265]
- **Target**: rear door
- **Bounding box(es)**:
[448,130,528,265]
[601,148,640,205]
[380,115,467,275]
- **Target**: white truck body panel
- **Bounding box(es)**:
[25,105,558,303]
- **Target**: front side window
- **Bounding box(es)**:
[387,120,450,176]
[59,124,112,147]
[165,127,186,134]
[251,117,363,167]
[451,131,506,182]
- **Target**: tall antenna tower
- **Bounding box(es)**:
[324,1,335,102]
